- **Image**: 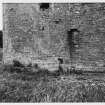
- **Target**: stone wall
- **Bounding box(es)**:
[3,3,105,71]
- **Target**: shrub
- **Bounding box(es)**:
[13,60,25,67]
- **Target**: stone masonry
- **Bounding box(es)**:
[3,3,105,71]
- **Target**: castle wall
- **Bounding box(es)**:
[3,3,105,71]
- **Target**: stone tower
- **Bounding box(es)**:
[3,3,105,71]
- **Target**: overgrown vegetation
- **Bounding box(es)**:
[0,61,105,102]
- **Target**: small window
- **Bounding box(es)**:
[39,3,50,11]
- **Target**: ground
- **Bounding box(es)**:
[0,63,105,102]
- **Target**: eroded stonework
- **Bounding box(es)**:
[3,3,105,71]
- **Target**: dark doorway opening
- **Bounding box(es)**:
[39,3,50,11]
[0,31,3,48]
[67,29,80,60]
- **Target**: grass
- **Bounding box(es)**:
[0,62,105,102]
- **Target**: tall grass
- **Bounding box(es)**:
[0,62,105,102]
